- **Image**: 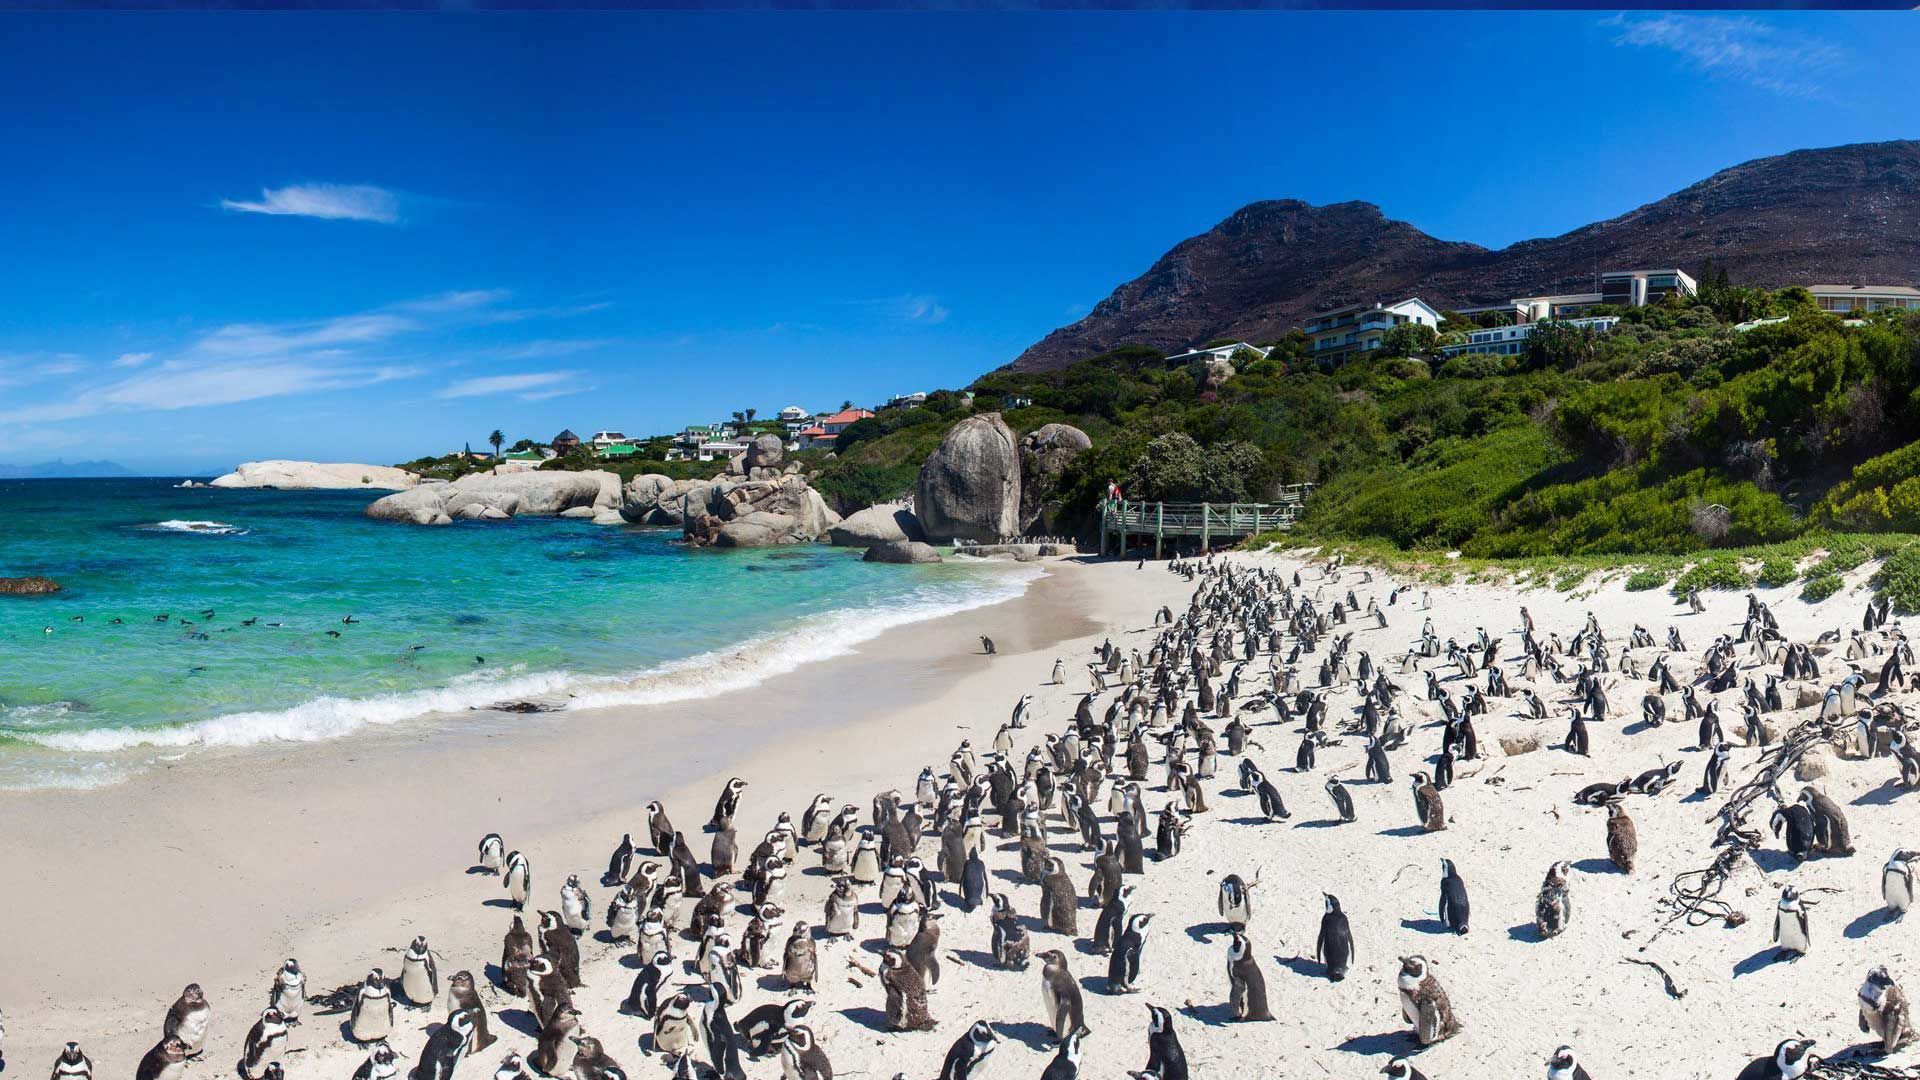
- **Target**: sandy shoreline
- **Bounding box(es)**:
[6,546,1919,1080]
[0,557,1167,1068]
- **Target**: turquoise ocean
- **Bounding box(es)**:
[0,478,1035,789]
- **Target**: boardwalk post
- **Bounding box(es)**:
[1154,502,1163,560]
[1099,498,1108,557]
[1200,503,1209,552]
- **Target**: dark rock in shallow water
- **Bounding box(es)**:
[480,700,562,714]
[0,576,61,596]
[863,541,943,565]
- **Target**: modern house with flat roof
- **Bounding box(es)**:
[1440,315,1620,358]
[589,430,632,450]
[1163,341,1271,365]
[777,405,809,422]
[1303,298,1442,363]
[1807,284,1920,313]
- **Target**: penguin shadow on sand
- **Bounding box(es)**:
[836,1005,892,1034]
[990,1020,1061,1051]
[1570,856,1623,875]
[1183,920,1236,945]
[1745,848,1803,875]
[1399,916,1455,936]
[481,896,520,910]
[952,947,1000,969]
[1275,952,1330,980]
[1177,1000,1241,1028]
[1853,779,1913,807]
[1334,1029,1423,1056]
[1296,818,1346,830]
[1734,945,1800,977]
[1377,824,1428,839]
[1506,921,1545,943]
[1845,907,1900,939]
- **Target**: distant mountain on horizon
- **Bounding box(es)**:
[0,459,138,479]
[1005,140,1920,372]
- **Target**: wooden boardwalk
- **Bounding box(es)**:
[1099,485,1315,557]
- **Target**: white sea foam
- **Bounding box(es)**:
[143,519,248,535]
[18,564,1043,757]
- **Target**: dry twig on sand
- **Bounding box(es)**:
[1620,956,1686,999]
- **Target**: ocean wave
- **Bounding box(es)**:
[140,520,249,536]
[17,564,1043,756]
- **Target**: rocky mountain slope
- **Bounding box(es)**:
[1008,140,1920,372]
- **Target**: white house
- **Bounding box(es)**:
[777,405,809,422]
[589,430,632,450]
[1807,284,1920,314]
[887,391,929,409]
[1302,298,1443,363]
[1439,315,1620,358]
[1163,342,1271,366]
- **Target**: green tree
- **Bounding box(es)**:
[744,408,757,423]
[1379,323,1439,358]
[488,429,504,468]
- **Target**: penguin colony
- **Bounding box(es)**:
[18,553,1920,1079]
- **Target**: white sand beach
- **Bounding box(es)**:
[2,550,1917,1080]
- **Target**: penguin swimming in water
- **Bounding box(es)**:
[1314,893,1353,981]
[1225,930,1273,1021]
[937,1021,1001,1080]
[1438,858,1469,934]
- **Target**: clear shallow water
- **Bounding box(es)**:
[0,478,1034,788]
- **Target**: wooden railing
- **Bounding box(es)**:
[1099,485,1315,557]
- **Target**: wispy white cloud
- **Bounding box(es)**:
[437,370,582,400]
[220,182,402,224]
[113,351,154,368]
[37,357,85,376]
[491,338,612,361]
[1607,14,1843,101]
[899,294,950,325]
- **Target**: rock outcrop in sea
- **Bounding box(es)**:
[827,503,926,547]
[365,470,620,526]
[862,540,942,564]
[1018,422,1091,534]
[211,460,419,491]
[0,575,62,596]
[915,412,1021,543]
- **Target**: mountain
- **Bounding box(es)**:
[0,460,136,479]
[1006,140,1920,372]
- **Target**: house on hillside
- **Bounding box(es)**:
[1163,341,1271,366]
[794,407,874,450]
[589,430,632,450]
[595,443,642,460]
[886,391,928,409]
[1807,284,1920,313]
[1439,315,1620,358]
[551,429,582,455]
[1303,298,1442,364]
[777,405,810,422]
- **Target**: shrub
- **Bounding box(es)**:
[1756,555,1798,587]
[1800,573,1844,603]
[1873,543,1920,612]
[1624,568,1668,591]
[1673,558,1753,594]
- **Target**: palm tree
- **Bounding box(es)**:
[489,429,504,472]
[744,407,757,423]
[731,410,746,425]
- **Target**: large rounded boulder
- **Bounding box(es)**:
[827,504,926,547]
[1019,423,1091,532]
[915,413,1021,543]
[863,540,942,564]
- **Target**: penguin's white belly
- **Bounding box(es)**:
[402,965,434,1006]
[1886,871,1913,912]
[1777,915,1809,952]
[176,1012,210,1050]
[562,896,588,929]
[352,1000,392,1041]
[1399,988,1418,1023]
[609,909,638,940]
[1041,983,1058,1029]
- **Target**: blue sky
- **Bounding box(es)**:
[0,12,1915,474]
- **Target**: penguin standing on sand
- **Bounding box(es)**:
[51,1042,94,1080]
[1144,1004,1189,1080]
[650,994,696,1072]
[349,970,395,1043]
[991,892,1031,970]
[540,910,582,988]
[1381,1060,1430,1080]
[447,971,495,1052]
[621,950,674,1018]
[268,959,305,1024]
[1412,773,1445,832]
[881,948,935,1032]
[352,1045,399,1080]
[1884,850,1917,917]
[1325,776,1356,823]
[1226,931,1273,1021]
[1606,801,1638,872]
[1396,956,1461,1045]
[1535,861,1573,939]
[782,920,818,992]
[503,851,531,910]
[162,984,211,1058]
[937,1022,1001,1080]
[1860,966,1914,1053]
[1701,742,1731,795]
[772,1026,832,1080]
[1041,857,1079,935]
[711,777,749,831]
[1315,894,1353,981]
[1108,913,1153,993]
[400,936,438,1007]
[1438,859,1470,934]
[239,1009,289,1080]
[500,917,535,997]
[1039,1026,1087,1080]
[415,1009,475,1080]
[560,875,592,934]
[1217,875,1252,928]
[1773,884,1811,958]
[134,1038,187,1080]
[1039,950,1087,1043]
